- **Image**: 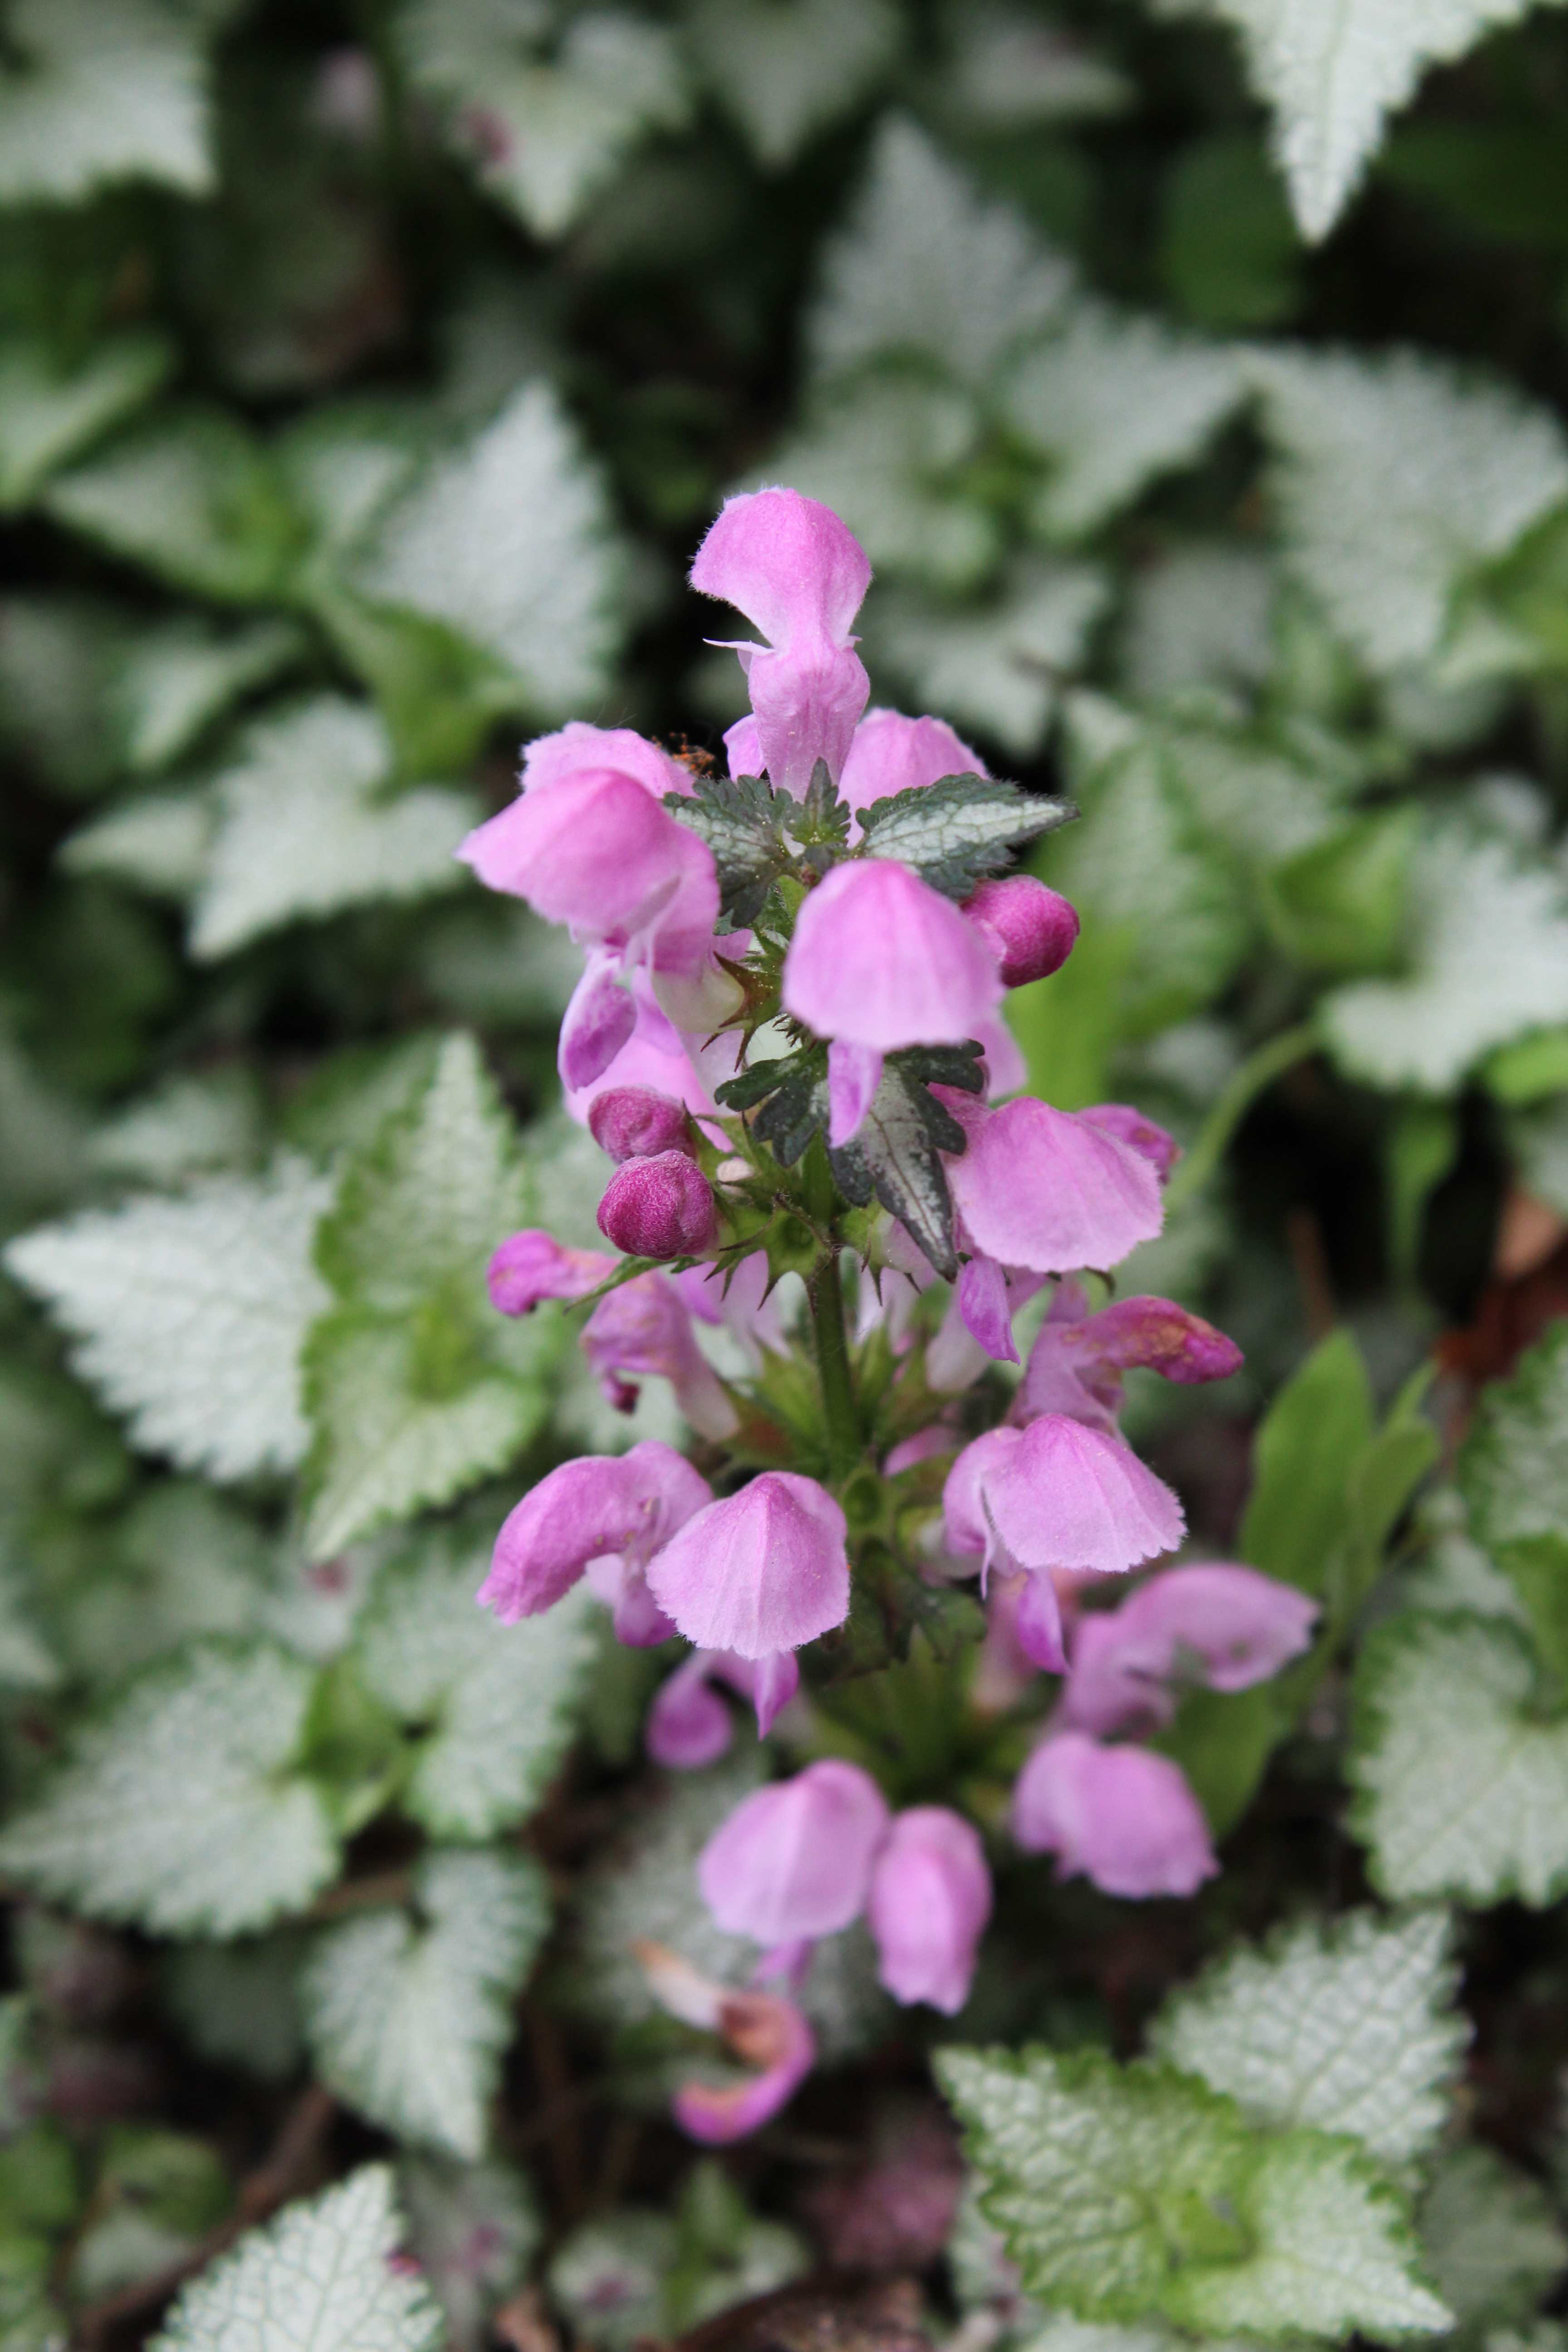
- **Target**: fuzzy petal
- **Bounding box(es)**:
[1011,1731,1217,1899]
[647,1472,852,1657]
[478,1441,711,1622]
[559,951,637,1092]
[838,708,986,816]
[783,860,1002,1051]
[867,1808,992,2014]
[828,1039,885,1147]
[698,1759,891,1943]
[942,1094,1164,1274]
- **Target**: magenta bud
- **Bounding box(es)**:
[964,876,1080,988]
[597,1151,718,1259]
[588,1086,694,1165]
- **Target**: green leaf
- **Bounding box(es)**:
[151,2164,443,2352]
[1248,346,1568,673]
[686,0,900,168]
[0,1563,60,1695]
[828,1054,971,1279]
[1239,1328,1375,1596]
[1419,2145,1568,2332]
[1175,0,1550,240]
[4,1156,334,1483]
[1460,1322,1568,1675]
[0,1641,339,1937]
[354,383,621,717]
[868,559,1108,756]
[0,0,213,204]
[1323,822,1568,1093]
[667,771,791,931]
[938,2045,1450,2341]
[1151,1907,1465,2165]
[811,116,1075,390]
[1004,300,1245,541]
[45,405,307,604]
[398,2156,540,2352]
[403,0,689,238]
[113,615,306,776]
[86,1069,265,1189]
[60,790,215,902]
[188,696,479,961]
[302,1035,550,1555]
[1160,130,1303,329]
[1260,805,1420,976]
[1350,1610,1568,1904]
[301,1851,550,2158]
[1483,1027,1568,1106]
[352,1530,598,1840]
[858,774,1075,900]
[0,332,170,510]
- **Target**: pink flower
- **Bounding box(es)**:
[588,1086,694,1163]
[647,1648,802,1765]
[1063,1564,1318,1737]
[477,1441,710,1624]
[564,975,724,1133]
[579,1274,738,1441]
[1011,1731,1217,1899]
[783,861,1002,1056]
[944,1416,1185,1579]
[1015,1292,1245,1427]
[949,1258,1049,1370]
[698,1760,891,1943]
[941,1094,1164,1276]
[647,1471,852,1657]
[458,764,718,983]
[963,876,1079,988]
[827,1039,885,1147]
[1078,1103,1181,1184]
[838,708,986,818]
[867,1808,991,2015]
[558,951,638,1092]
[487,1230,612,1317]
[635,1942,816,2145]
[521,719,690,802]
[691,489,872,797]
[597,1152,718,1259]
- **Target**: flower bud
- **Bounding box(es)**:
[698,1759,891,1943]
[597,1151,717,1259]
[487,1229,612,1317]
[1011,1731,1216,1899]
[867,1808,992,2014]
[588,1085,695,1164]
[963,876,1079,987]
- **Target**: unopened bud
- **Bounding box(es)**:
[597,1151,718,1259]
[588,1086,694,1164]
[963,876,1079,988]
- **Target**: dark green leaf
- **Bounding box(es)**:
[666,772,791,930]
[829,1057,965,1277]
[858,772,1075,899]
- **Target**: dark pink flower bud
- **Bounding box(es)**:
[597,1151,717,1259]
[867,1808,992,2014]
[1012,1731,1216,1898]
[963,876,1080,987]
[588,1085,695,1164]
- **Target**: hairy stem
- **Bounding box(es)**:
[810,1249,862,1480]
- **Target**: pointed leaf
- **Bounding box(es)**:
[858,773,1074,899]
[0,331,170,510]
[0,0,214,204]
[686,0,900,168]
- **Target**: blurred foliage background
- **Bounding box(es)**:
[11,0,1568,2345]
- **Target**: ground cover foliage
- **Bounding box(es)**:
[10,1,1568,2347]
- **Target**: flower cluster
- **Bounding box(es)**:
[464,488,1309,2142]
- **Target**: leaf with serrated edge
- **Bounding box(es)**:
[4,1156,333,1482]
[301,1851,550,2158]
[0,1641,338,1937]
[687,0,900,168]
[940,2046,1449,2342]
[1460,1322,1568,1558]
[356,382,620,715]
[1171,0,1551,241]
[353,1532,598,1839]
[189,697,477,961]
[1350,1611,1568,1904]
[859,774,1074,899]
[811,117,1074,389]
[0,331,170,509]
[151,2164,443,2352]
[829,1060,964,1277]
[0,0,213,206]
[937,2046,1254,2321]
[1005,300,1245,541]
[667,772,789,929]
[1248,347,1568,674]
[1152,1908,1465,2164]
[1162,2131,1451,2342]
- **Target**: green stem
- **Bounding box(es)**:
[809,1250,862,1481]
[1163,1022,1321,1213]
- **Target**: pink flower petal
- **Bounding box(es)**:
[478,1441,711,1622]
[1011,1731,1217,1899]
[783,860,1002,1051]
[942,1094,1164,1274]
[647,1471,852,1657]
[838,708,986,816]
[828,1039,884,1146]
[559,952,637,1092]
[867,1807,992,2014]
[698,1759,891,1942]
[944,1416,1184,1578]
